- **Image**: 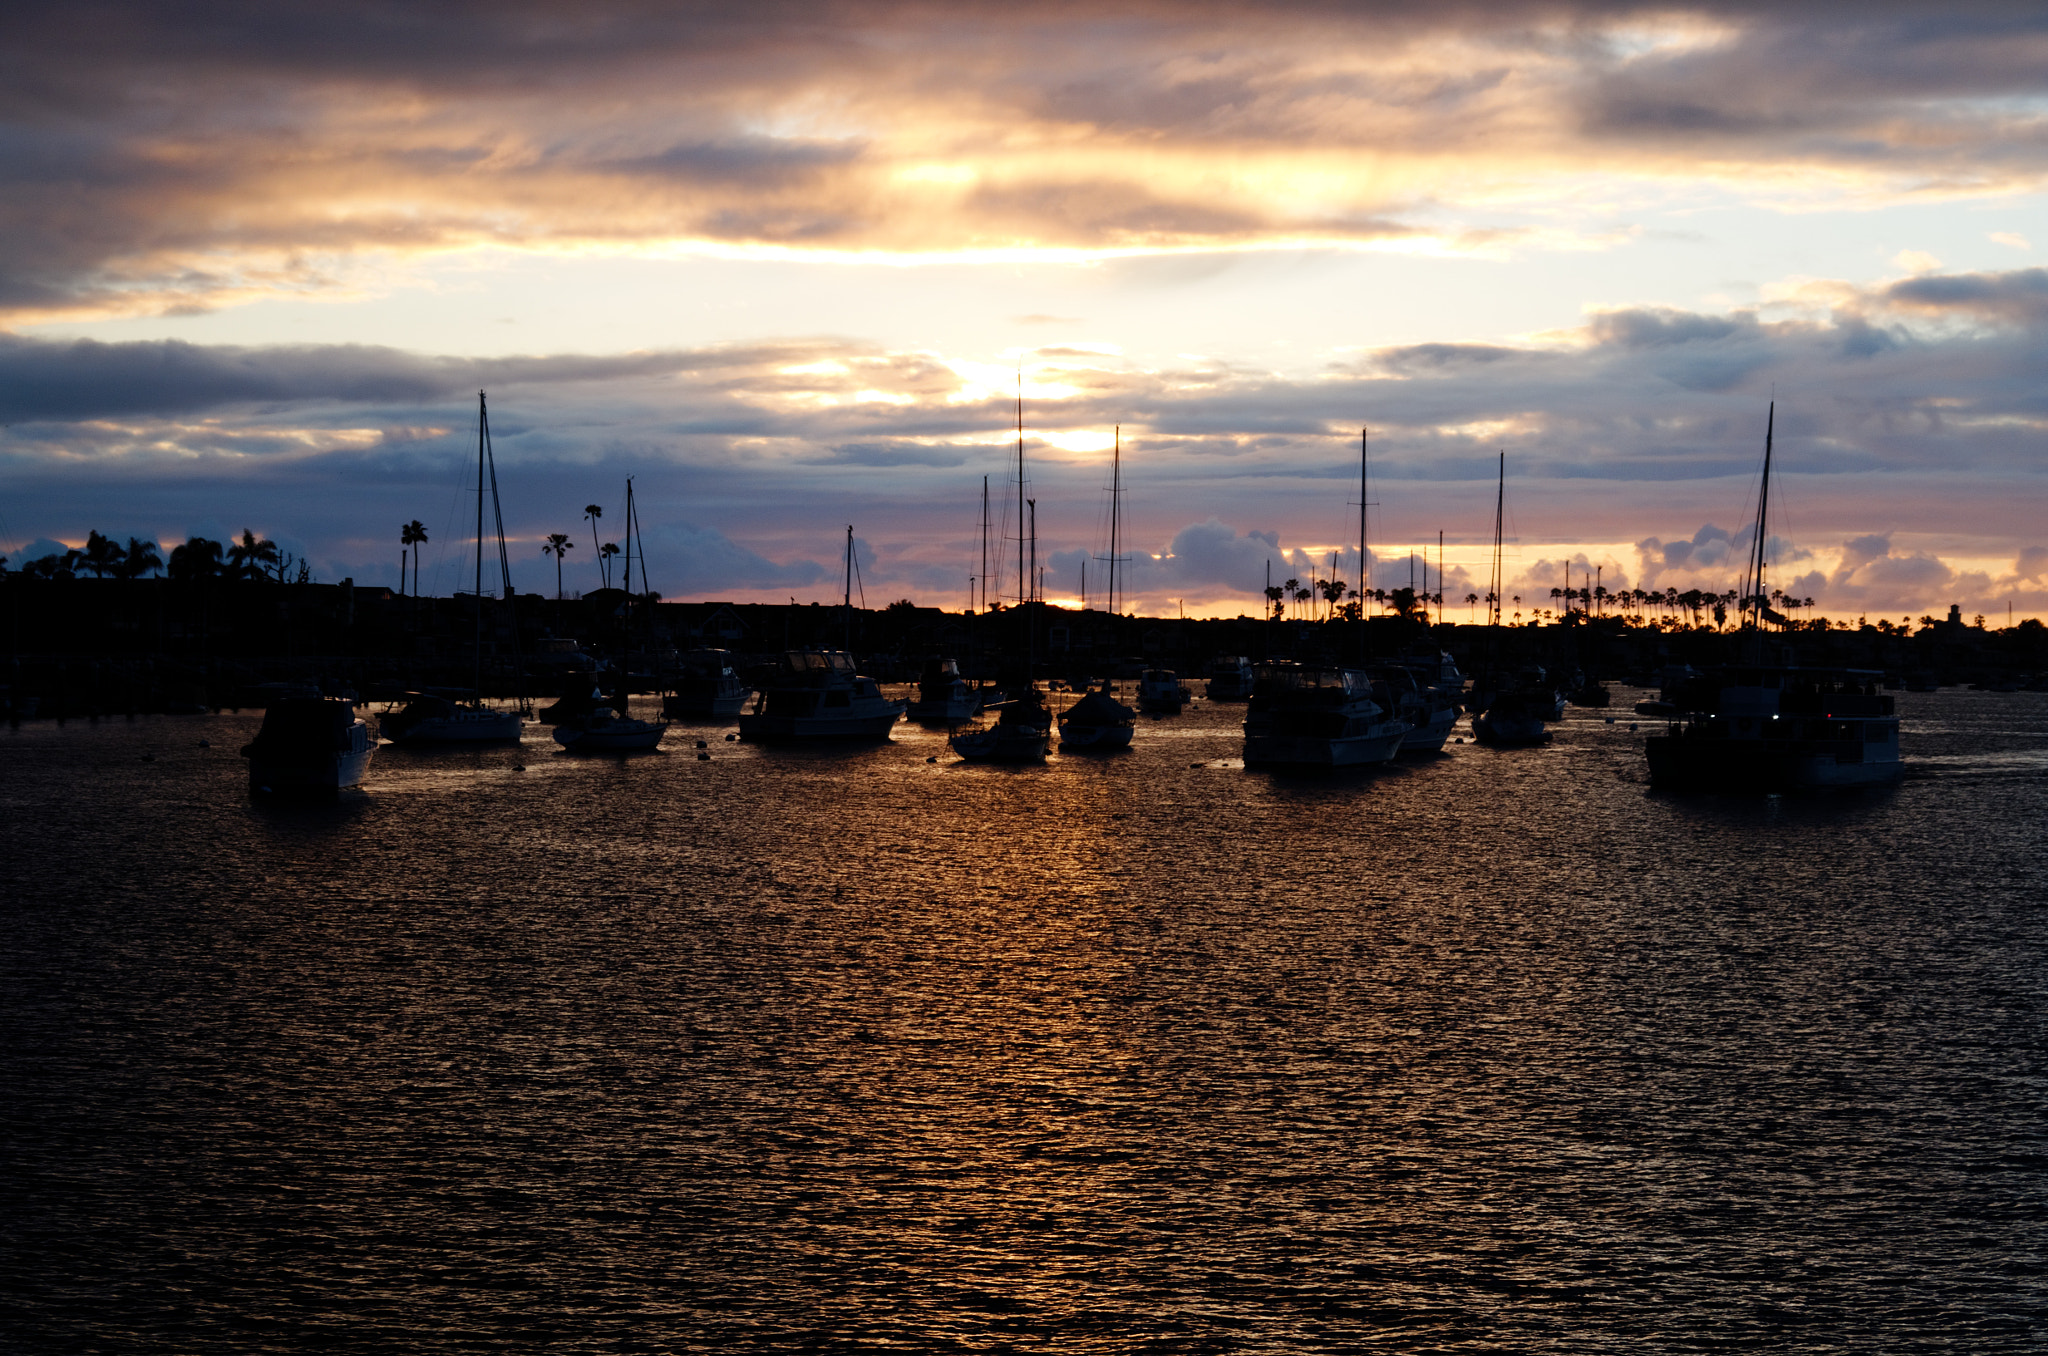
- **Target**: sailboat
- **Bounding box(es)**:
[909,481,995,721]
[381,391,526,745]
[554,478,670,752]
[952,376,1051,762]
[738,527,907,741]
[1470,453,1555,746]
[1645,404,1903,789]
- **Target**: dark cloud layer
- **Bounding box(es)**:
[2,1,2046,317]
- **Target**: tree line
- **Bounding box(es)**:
[1,530,310,584]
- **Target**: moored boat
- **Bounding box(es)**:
[1057,681,1136,751]
[737,650,906,741]
[1137,668,1192,714]
[951,685,1053,762]
[1646,667,1901,790]
[662,649,750,719]
[907,657,986,722]
[1366,664,1458,754]
[1243,662,1409,768]
[380,691,524,744]
[1203,656,1255,701]
[552,705,669,752]
[243,696,374,796]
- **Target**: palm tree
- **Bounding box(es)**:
[83,530,123,579]
[584,504,604,586]
[542,533,575,600]
[227,528,279,581]
[601,542,620,589]
[400,520,427,596]
[121,537,162,580]
[167,537,224,581]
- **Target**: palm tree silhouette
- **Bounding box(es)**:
[584,504,604,586]
[543,533,575,599]
[83,530,122,579]
[121,537,161,580]
[600,542,620,588]
[400,520,427,596]
[228,529,279,581]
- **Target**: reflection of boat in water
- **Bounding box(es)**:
[1203,656,1255,701]
[1243,662,1409,768]
[1137,668,1191,713]
[1058,681,1135,751]
[1647,667,1902,789]
[380,691,524,744]
[553,705,668,752]
[243,697,375,796]
[907,657,986,722]
[662,649,750,719]
[950,686,1052,762]
[737,651,905,741]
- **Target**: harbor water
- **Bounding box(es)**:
[4,691,2045,1350]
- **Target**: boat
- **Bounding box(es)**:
[1466,452,1555,747]
[384,391,527,745]
[662,649,750,719]
[738,650,905,740]
[1137,668,1191,713]
[242,696,374,796]
[950,685,1053,762]
[1243,662,1410,768]
[1646,667,1902,789]
[1203,656,1256,701]
[1366,663,1458,754]
[906,657,985,721]
[552,704,668,752]
[1058,680,1136,750]
[1472,689,1555,745]
[1644,404,1905,791]
[380,690,523,743]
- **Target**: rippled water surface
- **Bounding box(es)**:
[5,691,2046,1351]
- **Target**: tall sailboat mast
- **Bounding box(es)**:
[1109,426,1122,615]
[474,391,488,697]
[1015,371,1027,608]
[843,525,855,652]
[979,476,991,614]
[1489,452,1505,630]
[1742,401,1776,630]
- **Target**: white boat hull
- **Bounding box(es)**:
[1059,722,1134,750]
[382,710,524,743]
[950,725,1051,762]
[247,745,373,796]
[738,707,904,741]
[908,694,985,721]
[1244,728,1406,768]
[1398,707,1458,754]
[553,722,668,752]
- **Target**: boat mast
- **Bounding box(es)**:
[1743,401,1775,630]
[475,391,487,700]
[1489,452,1505,630]
[843,525,854,653]
[980,475,990,615]
[1015,371,1027,609]
[1359,426,1370,659]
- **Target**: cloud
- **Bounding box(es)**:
[2016,546,2048,582]
[6,3,2048,319]
[4,264,2045,615]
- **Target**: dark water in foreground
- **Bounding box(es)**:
[3,691,2045,1352]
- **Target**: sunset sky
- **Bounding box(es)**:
[3,0,2044,620]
